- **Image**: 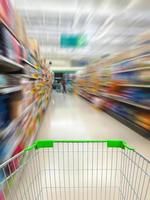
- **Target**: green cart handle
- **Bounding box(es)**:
[24,140,134,152]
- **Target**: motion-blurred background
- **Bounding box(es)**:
[0,0,150,197]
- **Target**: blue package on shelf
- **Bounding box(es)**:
[0,95,10,129]
[0,170,4,182]
[122,88,150,101]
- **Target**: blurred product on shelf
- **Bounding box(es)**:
[0,95,10,129]
[75,33,150,137]
[0,0,52,197]
[0,0,52,184]
[0,0,14,28]
[0,24,22,63]
[28,38,41,61]
[136,113,150,130]
[14,9,28,45]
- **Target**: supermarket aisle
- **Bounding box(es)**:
[38,92,150,159]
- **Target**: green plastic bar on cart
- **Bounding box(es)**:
[24,140,134,152]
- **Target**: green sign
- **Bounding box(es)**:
[60,34,87,48]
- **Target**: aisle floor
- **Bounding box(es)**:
[37,92,150,159]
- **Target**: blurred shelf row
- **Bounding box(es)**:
[0,0,52,190]
[75,34,150,138]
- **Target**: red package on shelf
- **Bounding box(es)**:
[0,0,14,28]
[0,191,5,200]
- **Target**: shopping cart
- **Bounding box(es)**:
[0,140,150,200]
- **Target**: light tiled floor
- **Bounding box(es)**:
[37,92,150,159]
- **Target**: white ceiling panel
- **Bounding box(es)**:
[14,0,150,60]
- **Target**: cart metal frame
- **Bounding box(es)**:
[0,140,150,200]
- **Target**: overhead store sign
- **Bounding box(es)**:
[60,34,87,48]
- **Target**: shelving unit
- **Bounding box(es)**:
[75,38,150,138]
[104,109,150,138]
[112,53,150,65]
[117,83,150,88]
[0,86,22,94]
[0,1,52,174]
[0,56,24,73]
[101,93,150,111]
[112,65,150,74]
[21,58,37,69]
[0,18,20,44]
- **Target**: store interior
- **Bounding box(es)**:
[0,0,150,199]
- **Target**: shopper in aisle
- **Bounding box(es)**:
[55,81,61,93]
[61,78,67,93]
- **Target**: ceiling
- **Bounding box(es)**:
[13,0,150,61]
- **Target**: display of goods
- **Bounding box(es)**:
[136,120,150,130]
[0,0,51,183]
[0,75,8,87]
[26,49,36,65]
[136,113,150,126]
[12,36,22,63]
[21,45,27,60]
[23,64,37,76]
[4,26,14,59]
[14,9,28,45]
[0,190,4,199]
[0,24,21,63]
[92,97,105,108]
[138,70,150,82]
[0,0,14,28]
[10,100,22,119]
[10,92,23,119]
[4,75,21,86]
[0,95,10,129]
[121,88,150,105]
[112,71,139,82]
[112,60,134,71]
[28,38,40,59]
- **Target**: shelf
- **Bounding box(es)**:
[20,74,39,80]
[104,108,150,138]
[0,99,38,139]
[0,19,38,68]
[22,59,36,69]
[118,83,150,88]
[101,93,150,111]
[113,53,150,65]
[0,18,21,44]
[78,90,150,138]
[86,91,99,97]
[78,93,92,103]
[112,66,150,74]
[0,56,24,72]
[0,86,22,94]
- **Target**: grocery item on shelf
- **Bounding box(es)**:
[0,24,22,64]
[0,0,14,28]
[27,38,40,61]
[0,1,52,195]
[14,9,28,45]
[120,88,150,105]
[0,95,10,129]
[0,75,20,87]
[10,92,23,119]
[75,36,150,137]
[136,113,150,130]
[136,120,150,130]
[104,101,136,120]
[138,70,150,82]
